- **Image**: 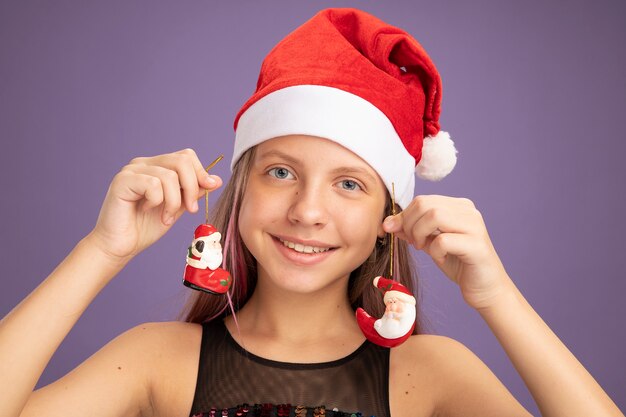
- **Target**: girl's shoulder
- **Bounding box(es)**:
[119,320,202,365]
[389,334,529,417]
[388,334,464,416]
[392,333,476,367]
[128,320,202,343]
[24,321,203,417]
[125,321,203,417]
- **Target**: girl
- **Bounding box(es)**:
[1,8,623,417]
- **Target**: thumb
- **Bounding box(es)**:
[382,212,414,244]
[194,175,223,201]
[382,212,404,234]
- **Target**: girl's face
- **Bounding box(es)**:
[238,135,387,296]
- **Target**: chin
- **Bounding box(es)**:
[261,266,351,296]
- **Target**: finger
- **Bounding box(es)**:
[164,149,224,209]
[128,151,224,214]
[194,175,223,200]
[132,149,223,190]
[382,207,440,245]
[123,165,182,221]
[410,208,479,249]
[382,195,435,235]
[382,211,408,235]
[383,196,479,245]
[141,152,200,212]
[135,152,198,213]
[174,148,220,191]
[424,232,476,266]
[384,195,476,230]
[409,212,442,250]
[382,213,410,243]
[112,171,165,212]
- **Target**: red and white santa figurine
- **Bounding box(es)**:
[356,276,416,348]
[183,224,231,295]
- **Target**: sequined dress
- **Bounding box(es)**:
[189,319,391,417]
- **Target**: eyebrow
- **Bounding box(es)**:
[257,149,378,184]
[257,149,301,165]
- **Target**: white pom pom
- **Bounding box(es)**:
[415,131,458,181]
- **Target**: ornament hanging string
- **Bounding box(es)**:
[390,182,396,279]
[204,155,223,224]
[200,154,241,340]
[355,180,416,348]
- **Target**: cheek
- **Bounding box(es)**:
[237,182,279,247]
[338,204,381,250]
[237,190,258,250]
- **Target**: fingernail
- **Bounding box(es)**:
[206,175,217,186]
[384,217,395,228]
[192,200,199,211]
[164,215,174,225]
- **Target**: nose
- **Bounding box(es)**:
[286,182,330,227]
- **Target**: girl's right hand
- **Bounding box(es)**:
[87,148,222,265]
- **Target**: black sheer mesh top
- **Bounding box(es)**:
[189,319,391,417]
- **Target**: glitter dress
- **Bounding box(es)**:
[188,319,391,417]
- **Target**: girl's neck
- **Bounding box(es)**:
[229,279,363,345]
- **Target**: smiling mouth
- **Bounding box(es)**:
[277,237,335,254]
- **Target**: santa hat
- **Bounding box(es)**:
[232,8,457,209]
[373,276,416,305]
[193,224,221,242]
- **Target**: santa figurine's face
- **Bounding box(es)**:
[192,235,223,270]
[374,294,416,339]
[385,297,405,314]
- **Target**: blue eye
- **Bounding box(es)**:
[339,179,361,191]
[268,167,294,180]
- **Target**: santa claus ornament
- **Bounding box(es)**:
[356,184,417,348]
[182,155,232,295]
[356,277,416,348]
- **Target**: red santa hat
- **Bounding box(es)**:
[373,276,416,305]
[193,224,221,242]
[232,8,457,209]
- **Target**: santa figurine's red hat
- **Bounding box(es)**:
[373,276,416,305]
[193,224,221,242]
[232,8,457,209]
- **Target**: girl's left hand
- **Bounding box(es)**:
[382,195,513,310]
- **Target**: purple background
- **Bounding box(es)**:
[1,1,625,414]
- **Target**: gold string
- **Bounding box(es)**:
[204,155,224,224]
[389,182,396,279]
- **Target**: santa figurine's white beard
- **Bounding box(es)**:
[201,248,223,270]
[374,302,416,339]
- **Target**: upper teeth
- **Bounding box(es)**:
[279,238,331,254]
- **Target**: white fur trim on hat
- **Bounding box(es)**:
[415,131,457,181]
[233,85,416,209]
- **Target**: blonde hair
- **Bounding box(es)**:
[180,146,423,335]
